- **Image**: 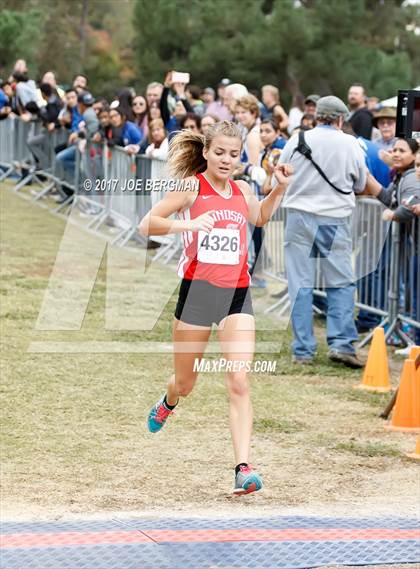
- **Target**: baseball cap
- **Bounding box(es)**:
[77,91,95,106]
[305,94,320,105]
[218,78,231,87]
[316,95,349,119]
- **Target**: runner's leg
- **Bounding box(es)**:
[166,318,212,405]
[217,313,255,465]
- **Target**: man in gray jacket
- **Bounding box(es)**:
[277,96,367,367]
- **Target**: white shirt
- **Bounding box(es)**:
[288,107,303,135]
[145,138,169,160]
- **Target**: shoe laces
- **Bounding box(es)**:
[155,403,174,423]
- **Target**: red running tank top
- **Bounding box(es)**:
[177,173,250,288]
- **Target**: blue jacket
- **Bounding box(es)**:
[122,121,143,145]
[166,116,180,134]
[0,89,9,110]
[357,137,391,187]
[71,107,83,132]
[272,136,286,150]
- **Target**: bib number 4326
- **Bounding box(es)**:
[197,228,240,265]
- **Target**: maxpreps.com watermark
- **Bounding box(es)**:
[193,358,277,373]
[83,178,199,193]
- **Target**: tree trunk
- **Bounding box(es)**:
[79,0,88,69]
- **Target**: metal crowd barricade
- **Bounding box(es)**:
[389,216,420,345]
[52,141,80,214]
[30,127,70,202]
[73,140,107,220]
[0,117,15,181]
[101,145,138,244]
[12,118,40,191]
[261,207,290,315]
[147,157,183,264]
[135,155,152,247]
[262,199,392,317]
[351,198,392,344]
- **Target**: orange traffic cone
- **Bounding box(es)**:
[406,434,420,460]
[409,345,420,359]
[354,327,392,392]
[385,358,420,432]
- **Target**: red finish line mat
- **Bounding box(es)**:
[1,516,419,569]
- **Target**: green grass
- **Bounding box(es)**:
[334,441,401,458]
[1,182,417,519]
[254,418,305,434]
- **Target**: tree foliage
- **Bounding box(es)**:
[133,0,419,100]
[0,8,44,73]
[0,0,134,97]
[0,0,418,101]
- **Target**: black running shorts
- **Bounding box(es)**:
[175,278,254,326]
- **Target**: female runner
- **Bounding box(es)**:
[139,120,292,495]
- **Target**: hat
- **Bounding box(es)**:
[78,91,95,106]
[218,78,231,87]
[204,87,215,97]
[305,94,320,105]
[373,106,397,126]
[316,95,349,119]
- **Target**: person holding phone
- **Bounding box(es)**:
[160,71,194,132]
[139,120,293,495]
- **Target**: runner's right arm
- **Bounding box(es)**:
[138,182,215,236]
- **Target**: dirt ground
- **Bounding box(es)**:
[1,184,419,524]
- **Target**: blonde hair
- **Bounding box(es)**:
[262,85,280,104]
[168,120,242,179]
[235,94,260,118]
[149,118,165,131]
[148,118,166,144]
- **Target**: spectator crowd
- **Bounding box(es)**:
[1,58,419,361]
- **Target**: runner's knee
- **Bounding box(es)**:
[227,373,249,398]
[175,373,197,397]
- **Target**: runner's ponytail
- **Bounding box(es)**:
[168,121,242,179]
[168,130,206,178]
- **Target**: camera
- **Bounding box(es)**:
[396,89,420,139]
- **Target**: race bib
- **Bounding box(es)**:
[197,228,240,265]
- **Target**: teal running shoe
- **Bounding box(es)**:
[233,464,263,496]
[147,397,175,433]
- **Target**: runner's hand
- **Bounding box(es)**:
[190,211,215,233]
